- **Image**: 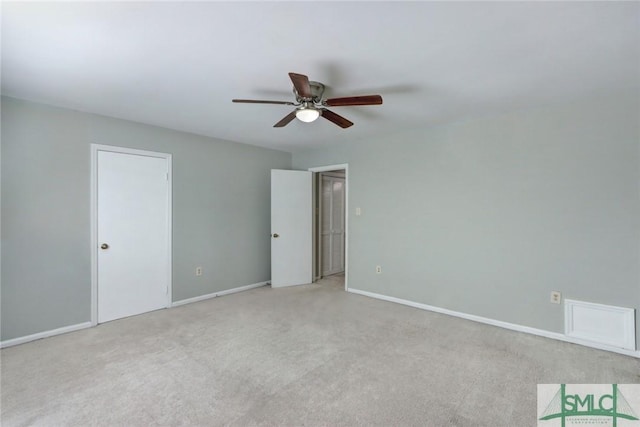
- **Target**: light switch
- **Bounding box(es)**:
[355,207,362,216]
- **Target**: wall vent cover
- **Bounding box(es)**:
[564,299,636,350]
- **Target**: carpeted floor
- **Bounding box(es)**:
[2,275,639,426]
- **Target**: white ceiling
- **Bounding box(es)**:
[2,2,639,153]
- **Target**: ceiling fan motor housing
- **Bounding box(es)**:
[294,81,325,103]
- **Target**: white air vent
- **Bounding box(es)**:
[564,299,636,350]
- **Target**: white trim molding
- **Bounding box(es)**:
[0,322,92,349]
[564,299,636,351]
[348,288,640,358]
[2,282,269,348]
[171,281,269,307]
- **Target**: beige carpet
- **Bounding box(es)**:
[2,275,639,426]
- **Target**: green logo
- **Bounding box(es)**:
[539,384,639,426]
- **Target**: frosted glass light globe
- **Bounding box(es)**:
[295,108,320,123]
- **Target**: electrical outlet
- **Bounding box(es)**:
[550,291,561,304]
[375,265,382,274]
[196,267,203,276]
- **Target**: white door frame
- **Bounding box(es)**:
[90,144,173,326]
[308,164,348,291]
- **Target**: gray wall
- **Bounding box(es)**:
[1,96,291,341]
[293,94,640,346]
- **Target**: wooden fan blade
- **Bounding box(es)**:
[288,72,312,98]
[273,111,297,128]
[324,95,383,107]
[233,99,295,105]
[321,109,354,128]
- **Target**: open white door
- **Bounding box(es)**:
[271,169,312,287]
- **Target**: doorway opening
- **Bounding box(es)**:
[308,164,348,291]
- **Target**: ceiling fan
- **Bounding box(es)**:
[232,72,383,128]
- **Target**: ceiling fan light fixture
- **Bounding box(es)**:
[295,106,320,123]
[234,72,382,128]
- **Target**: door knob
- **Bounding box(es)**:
[101,243,109,250]
[272,233,279,238]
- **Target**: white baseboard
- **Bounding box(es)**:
[0,321,93,349]
[1,282,269,348]
[347,288,640,359]
[171,281,269,307]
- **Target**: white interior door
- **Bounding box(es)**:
[271,169,312,287]
[97,149,170,323]
[321,175,345,276]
